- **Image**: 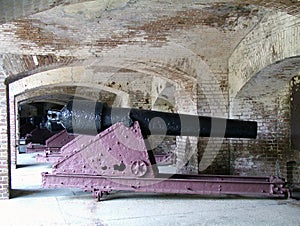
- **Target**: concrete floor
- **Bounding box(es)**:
[1,153,300,226]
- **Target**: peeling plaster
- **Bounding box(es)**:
[233,156,263,174]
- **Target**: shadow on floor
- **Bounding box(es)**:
[10,189,45,198]
[97,190,287,202]
[10,188,87,199]
[16,163,52,169]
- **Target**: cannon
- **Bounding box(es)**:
[18,115,65,153]
[46,100,257,138]
[42,100,289,200]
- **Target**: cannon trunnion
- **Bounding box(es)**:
[42,101,289,200]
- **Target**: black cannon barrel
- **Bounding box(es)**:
[46,100,257,139]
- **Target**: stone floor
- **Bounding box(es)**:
[1,153,300,226]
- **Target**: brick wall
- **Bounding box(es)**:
[174,87,199,174]
[197,61,230,175]
[228,77,300,190]
[0,70,9,199]
[289,76,300,189]
[230,84,290,175]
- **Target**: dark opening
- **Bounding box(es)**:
[291,77,300,150]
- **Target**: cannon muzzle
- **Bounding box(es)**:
[46,100,257,139]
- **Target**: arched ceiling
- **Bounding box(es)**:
[15,84,118,106]
[1,0,263,57]
[236,57,300,99]
[0,0,299,25]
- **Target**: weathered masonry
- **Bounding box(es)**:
[0,0,300,199]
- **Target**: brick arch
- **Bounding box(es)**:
[2,53,78,81]
[235,56,300,100]
[229,56,300,179]
[15,85,119,106]
[229,11,300,103]
[6,53,204,114]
